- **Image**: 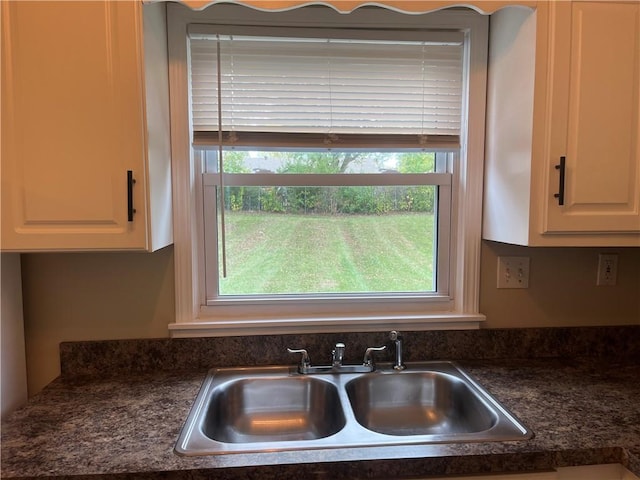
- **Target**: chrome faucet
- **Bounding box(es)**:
[288,341,385,374]
[389,330,405,371]
[332,343,345,367]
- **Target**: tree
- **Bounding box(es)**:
[273,152,375,213]
[277,151,383,174]
[222,151,251,211]
[222,151,251,173]
[397,152,435,173]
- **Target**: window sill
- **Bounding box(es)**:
[168,313,485,337]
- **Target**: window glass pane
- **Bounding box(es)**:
[203,150,437,174]
[217,186,437,295]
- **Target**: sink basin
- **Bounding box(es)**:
[175,362,532,456]
[175,366,347,455]
[345,371,497,436]
[202,376,345,443]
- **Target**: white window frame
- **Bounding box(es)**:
[166,3,488,337]
[200,151,453,301]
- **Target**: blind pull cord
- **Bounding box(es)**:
[217,37,228,278]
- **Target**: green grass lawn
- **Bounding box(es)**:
[219,211,435,295]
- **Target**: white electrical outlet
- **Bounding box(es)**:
[497,256,530,289]
[597,253,618,286]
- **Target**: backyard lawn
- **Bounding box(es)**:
[218,211,436,295]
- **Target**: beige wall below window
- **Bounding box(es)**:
[20,243,640,395]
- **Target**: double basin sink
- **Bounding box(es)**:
[175,361,532,455]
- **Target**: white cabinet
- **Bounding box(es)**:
[1,1,172,251]
[545,1,640,235]
[483,1,640,246]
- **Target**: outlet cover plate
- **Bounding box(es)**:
[596,253,618,286]
[497,256,530,289]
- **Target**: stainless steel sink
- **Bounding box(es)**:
[175,362,532,456]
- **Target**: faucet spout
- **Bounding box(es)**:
[332,343,345,367]
[389,331,405,371]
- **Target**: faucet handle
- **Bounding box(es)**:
[363,345,387,367]
[287,348,311,373]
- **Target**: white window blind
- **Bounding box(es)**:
[188,26,464,138]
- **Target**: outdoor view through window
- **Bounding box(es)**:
[200,148,447,296]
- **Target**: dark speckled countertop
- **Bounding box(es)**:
[2,327,640,479]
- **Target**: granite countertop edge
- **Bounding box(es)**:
[2,357,639,479]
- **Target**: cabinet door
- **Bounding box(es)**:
[545,1,640,234]
[1,1,149,250]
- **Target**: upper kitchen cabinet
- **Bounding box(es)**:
[484,1,640,246]
[1,1,172,252]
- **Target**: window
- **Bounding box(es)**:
[167,4,488,336]
[200,149,451,296]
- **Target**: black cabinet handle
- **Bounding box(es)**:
[127,170,136,221]
[554,156,566,206]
